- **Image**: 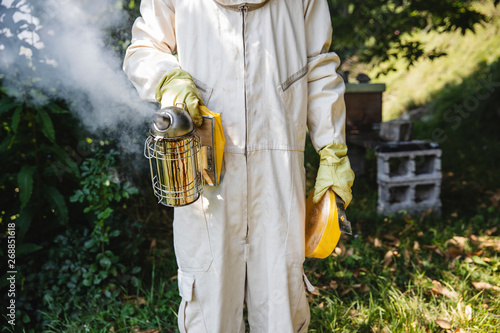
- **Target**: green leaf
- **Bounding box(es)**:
[37,108,56,142]
[84,238,96,249]
[70,189,83,203]
[99,256,112,270]
[17,209,34,239]
[45,145,80,178]
[472,256,489,266]
[0,135,15,153]
[0,100,20,116]
[93,276,102,285]
[11,105,22,132]
[46,103,69,114]
[16,243,42,256]
[46,186,69,224]
[131,276,140,288]
[18,165,36,208]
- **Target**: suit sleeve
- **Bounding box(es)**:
[123,0,180,102]
[304,0,346,152]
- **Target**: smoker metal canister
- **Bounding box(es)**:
[144,105,204,207]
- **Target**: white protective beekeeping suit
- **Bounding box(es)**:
[124,0,347,331]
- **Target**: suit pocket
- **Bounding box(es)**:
[173,200,214,272]
[277,66,308,149]
[193,77,213,105]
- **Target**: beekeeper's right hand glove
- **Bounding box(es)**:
[155,69,204,127]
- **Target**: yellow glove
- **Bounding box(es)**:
[155,69,204,127]
[313,142,355,208]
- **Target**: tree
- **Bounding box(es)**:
[327,0,493,71]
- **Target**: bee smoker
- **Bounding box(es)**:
[144,104,204,207]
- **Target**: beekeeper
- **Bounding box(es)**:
[123,0,354,331]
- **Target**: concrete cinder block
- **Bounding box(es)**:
[379,119,413,141]
[377,179,442,215]
[375,141,442,216]
[376,142,442,183]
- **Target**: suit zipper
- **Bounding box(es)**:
[239,3,249,158]
[239,4,250,240]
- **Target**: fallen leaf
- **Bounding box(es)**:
[404,247,410,265]
[374,237,383,248]
[485,226,498,236]
[488,188,500,207]
[359,284,370,292]
[329,280,338,290]
[479,239,500,251]
[309,288,320,296]
[341,288,352,296]
[124,295,148,306]
[466,250,483,256]
[465,304,472,321]
[384,250,394,266]
[423,245,444,257]
[435,319,452,329]
[318,302,324,308]
[444,247,463,259]
[338,241,346,255]
[431,280,458,299]
[472,281,500,291]
[413,240,420,251]
[446,236,468,251]
[382,233,401,247]
[149,238,157,251]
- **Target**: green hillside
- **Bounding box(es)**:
[366,1,500,121]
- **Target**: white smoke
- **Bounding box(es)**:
[0,0,154,152]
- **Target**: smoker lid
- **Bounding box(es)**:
[150,105,195,139]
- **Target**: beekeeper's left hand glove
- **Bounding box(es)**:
[313,142,355,208]
[155,69,204,127]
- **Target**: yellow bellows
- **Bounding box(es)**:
[305,188,341,259]
[199,105,225,185]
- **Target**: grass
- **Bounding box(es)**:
[304,208,500,332]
